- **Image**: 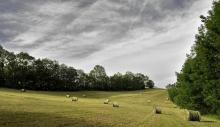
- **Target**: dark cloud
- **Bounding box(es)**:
[160,0,198,10]
[77,0,98,8]
[0,0,212,87]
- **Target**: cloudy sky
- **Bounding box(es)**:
[0,0,212,87]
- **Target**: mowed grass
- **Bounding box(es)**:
[0,88,220,127]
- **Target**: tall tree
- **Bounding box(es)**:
[0,45,154,91]
[0,46,5,85]
[146,80,154,89]
[89,65,108,90]
[168,1,220,114]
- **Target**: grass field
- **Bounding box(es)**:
[0,88,220,127]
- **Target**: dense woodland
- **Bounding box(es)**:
[0,46,154,91]
[168,1,220,114]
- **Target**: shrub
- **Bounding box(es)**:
[167,86,178,102]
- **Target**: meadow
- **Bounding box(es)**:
[0,88,219,127]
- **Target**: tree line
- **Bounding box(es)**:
[167,1,220,114]
[0,46,154,91]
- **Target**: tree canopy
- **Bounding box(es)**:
[168,1,220,114]
[0,46,154,91]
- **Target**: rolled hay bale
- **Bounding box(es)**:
[104,99,110,104]
[167,97,169,101]
[21,89,26,92]
[104,101,109,104]
[66,95,70,98]
[153,106,162,114]
[113,102,119,107]
[187,110,201,121]
[71,97,78,102]
[147,100,151,103]
[82,94,86,97]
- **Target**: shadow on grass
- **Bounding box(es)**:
[200,120,215,123]
[0,88,158,99]
[161,113,172,116]
[0,111,112,127]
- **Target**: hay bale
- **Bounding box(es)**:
[21,89,26,92]
[187,110,201,121]
[104,101,109,104]
[167,97,169,100]
[104,99,110,104]
[82,94,86,97]
[153,106,162,114]
[66,95,70,98]
[71,97,78,102]
[113,102,119,107]
[147,100,151,103]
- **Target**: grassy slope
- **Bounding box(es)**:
[0,88,219,127]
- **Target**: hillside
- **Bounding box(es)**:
[0,88,219,127]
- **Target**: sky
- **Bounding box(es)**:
[0,0,213,88]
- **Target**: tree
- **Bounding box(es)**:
[76,69,88,90]
[146,80,154,88]
[0,45,154,91]
[135,73,149,89]
[89,65,108,90]
[59,65,78,91]
[0,46,5,85]
[168,1,220,114]
[15,52,35,89]
[110,72,124,90]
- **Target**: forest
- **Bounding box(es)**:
[167,1,220,115]
[0,45,154,91]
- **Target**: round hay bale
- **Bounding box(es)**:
[147,100,151,103]
[104,101,109,104]
[71,97,78,102]
[104,99,110,104]
[153,106,162,114]
[113,102,119,107]
[82,94,86,97]
[21,89,26,92]
[66,95,70,98]
[187,110,201,121]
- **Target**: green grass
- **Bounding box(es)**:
[0,88,219,127]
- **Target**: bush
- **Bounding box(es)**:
[167,85,178,102]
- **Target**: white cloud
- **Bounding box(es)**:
[0,0,213,87]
